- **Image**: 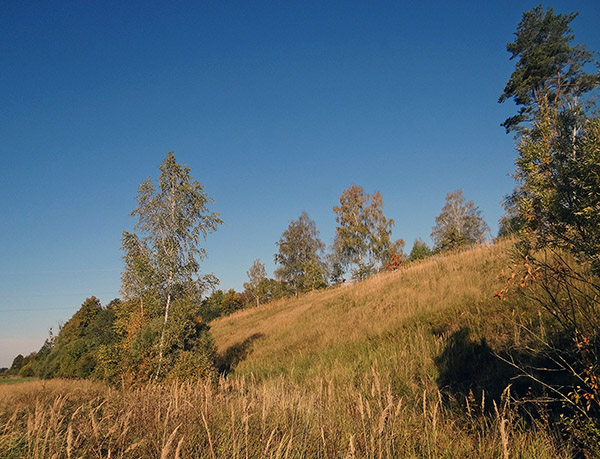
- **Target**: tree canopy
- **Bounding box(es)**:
[499,4,598,134]
[126,152,223,296]
[274,212,326,295]
[333,185,401,279]
[431,190,489,252]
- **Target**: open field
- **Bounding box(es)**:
[0,241,570,457]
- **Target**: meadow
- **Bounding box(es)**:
[0,240,571,458]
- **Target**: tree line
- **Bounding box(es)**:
[205,185,489,313]
[5,151,489,382]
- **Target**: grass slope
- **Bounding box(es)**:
[212,239,515,385]
[0,240,568,458]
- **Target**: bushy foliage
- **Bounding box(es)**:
[199,289,226,321]
[408,238,432,262]
[431,190,489,252]
[274,212,327,295]
[499,4,600,451]
[32,297,118,380]
[513,117,600,273]
[256,277,291,302]
[221,289,246,316]
[105,293,218,384]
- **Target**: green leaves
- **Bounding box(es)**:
[121,152,223,381]
[408,239,432,262]
[37,297,119,380]
[431,190,489,252]
[499,5,598,134]
[274,212,326,295]
[333,185,398,279]
[129,152,223,293]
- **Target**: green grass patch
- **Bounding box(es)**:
[0,377,38,386]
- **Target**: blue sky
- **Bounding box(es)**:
[1,0,599,367]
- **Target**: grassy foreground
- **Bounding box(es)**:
[0,240,570,457]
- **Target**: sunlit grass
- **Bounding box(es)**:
[0,373,564,458]
[0,240,571,457]
[210,240,517,384]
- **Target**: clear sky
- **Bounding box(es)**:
[1,0,599,368]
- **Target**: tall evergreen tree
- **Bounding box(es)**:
[499,4,598,135]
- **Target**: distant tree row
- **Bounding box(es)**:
[11,152,490,384]
[254,184,489,301]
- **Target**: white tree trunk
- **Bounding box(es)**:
[155,276,172,381]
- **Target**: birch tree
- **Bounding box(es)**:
[333,185,398,279]
[124,152,222,379]
[431,190,489,252]
[243,259,267,307]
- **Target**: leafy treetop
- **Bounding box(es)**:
[499,4,598,134]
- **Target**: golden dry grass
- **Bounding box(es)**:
[0,373,563,458]
[0,241,571,457]
[211,240,515,382]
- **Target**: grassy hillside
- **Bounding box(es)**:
[0,240,569,458]
[212,239,520,385]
